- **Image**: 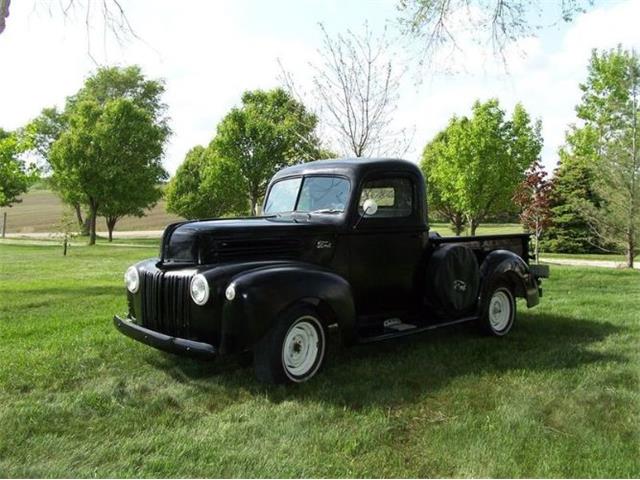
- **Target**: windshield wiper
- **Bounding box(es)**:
[308,208,343,215]
[273,210,295,217]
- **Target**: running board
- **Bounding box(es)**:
[383,318,417,332]
[356,316,478,344]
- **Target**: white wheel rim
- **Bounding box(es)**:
[282,316,323,380]
[489,290,511,332]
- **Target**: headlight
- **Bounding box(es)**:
[225,283,236,301]
[190,274,210,305]
[124,266,139,293]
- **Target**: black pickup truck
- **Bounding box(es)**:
[114,158,548,384]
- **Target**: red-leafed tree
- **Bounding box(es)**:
[513,160,553,263]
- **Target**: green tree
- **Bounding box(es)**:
[421,130,466,234]
[0,128,35,208]
[166,146,247,219]
[210,88,323,215]
[50,66,169,245]
[22,108,93,230]
[421,99,542,235]
[23,107,66,163]
[543,126,602,253]
[96,99,168,241]
[571,47,640,267]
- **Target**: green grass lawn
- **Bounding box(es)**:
[429,222,523,236]
[1,243,638,477]
[540,252,634,263]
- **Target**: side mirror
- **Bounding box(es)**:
[362,198,378,216]
[354,198,378,230]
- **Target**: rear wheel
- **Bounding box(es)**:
[254,306,326,384]
[480,282,516,336]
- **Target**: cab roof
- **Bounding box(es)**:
[271,157,423,182]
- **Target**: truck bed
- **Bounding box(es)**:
[430,232,531,264]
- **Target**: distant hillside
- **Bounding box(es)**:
[0,189,183,233]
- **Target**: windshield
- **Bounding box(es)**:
[264,176,350,215]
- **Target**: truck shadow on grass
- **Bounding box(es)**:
[148,312,626,410]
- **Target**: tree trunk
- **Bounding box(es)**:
[627,231,635,269]
[452,213,465,236]
[469,218,479,236]
[106,216,118,242]
[73,203,84,230]
[534,219,540,263]
[88,203,98,246]
[249,190,259,216]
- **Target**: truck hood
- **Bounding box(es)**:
[161,216,338,265]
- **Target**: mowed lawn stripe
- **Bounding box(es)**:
[0,243,638,477]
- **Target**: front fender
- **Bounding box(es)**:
[480,250,539,308]
[220,263,355,353]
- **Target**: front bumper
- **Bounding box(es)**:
[113,315,217,359]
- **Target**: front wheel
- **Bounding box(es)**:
[254,306,326,384]
[480,282,516,336]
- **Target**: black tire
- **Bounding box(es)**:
[254,305,326,384]
[480,281,516,336]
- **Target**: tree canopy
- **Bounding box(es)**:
[210,88,324,215]
[571,47,640,267]
[95,98,169,241]
[23,107,66,166]
[23,107,92,231]
[513,160,552,261]
[49,66,169,244]
[0,128,35,208]
[166,146,248,220]
[543,126,602,253]
[421,99,542,235]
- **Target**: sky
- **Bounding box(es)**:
[1,0,639,176]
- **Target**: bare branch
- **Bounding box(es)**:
[282,22,411,158]
[0,0,10,35]
[397,0,593,73]
[1,0,141,63]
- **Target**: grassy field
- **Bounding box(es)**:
[1,243,638,477]
[0,189,182,233]
[430,222,523,236]
[540,252,631,262]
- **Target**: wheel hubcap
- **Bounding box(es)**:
[489,290,511,331]
[283,317,321,378]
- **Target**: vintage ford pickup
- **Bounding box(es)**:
[114,158,548,383]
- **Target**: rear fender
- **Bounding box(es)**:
[479,250,539,308]
[220,263,355,353]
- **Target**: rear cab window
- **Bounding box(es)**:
[358,177,414,218]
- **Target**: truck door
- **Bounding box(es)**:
[348,173,426,317]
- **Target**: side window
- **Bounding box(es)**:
[358,177,414,218]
